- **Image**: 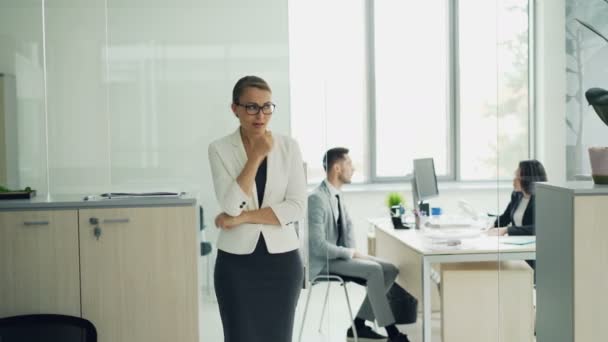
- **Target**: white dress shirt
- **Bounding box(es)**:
[512,196,530,227]
[322,179,354,257]
[324,179,342,225]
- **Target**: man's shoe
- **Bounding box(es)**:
[346,325,387,342]
[387,332,411,342]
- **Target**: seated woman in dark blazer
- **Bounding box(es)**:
[488,159,547,236]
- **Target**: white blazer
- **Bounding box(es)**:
[208,128,306,254]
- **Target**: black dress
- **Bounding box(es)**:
[214,157,303,342]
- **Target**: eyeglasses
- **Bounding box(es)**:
[235,102,276,115]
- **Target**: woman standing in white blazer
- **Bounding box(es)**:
[208,75,306,342]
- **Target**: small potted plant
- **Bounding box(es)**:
[386,192,406,228]
[585,88,608,184]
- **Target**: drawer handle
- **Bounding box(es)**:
[23,221,50,226]
[103,218,130,224]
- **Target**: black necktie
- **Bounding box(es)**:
[336,195,344,246]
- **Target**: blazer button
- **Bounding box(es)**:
[241,201,246,205]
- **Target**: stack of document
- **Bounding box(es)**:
[84,192,185,201]
[425,216,474,229]
[101,192,184,198]
[499,236,536,245]
[423,228,481,240]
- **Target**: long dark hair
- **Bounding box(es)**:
[518,160,547,195]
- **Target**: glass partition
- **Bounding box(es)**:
[496,1,536,342]
[0,0,48,195]
[565,0,608,178]
[5,0,294,341]
[289,0,367,340]
[1,0,544,341]
[291,0,535,340]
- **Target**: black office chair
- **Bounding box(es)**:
[199,205,213,295]
[298,274,367,342]
[0,314,97,342]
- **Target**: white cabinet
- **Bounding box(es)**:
[0,203,198,342]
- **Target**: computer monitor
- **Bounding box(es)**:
[411,158,439,214]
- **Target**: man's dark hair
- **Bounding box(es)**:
[232,75,271,104]
[323,147,349,172]
[518,159,547,195]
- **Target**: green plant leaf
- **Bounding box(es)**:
[575,19,608,44]
[592,105,608,126]
[585,88,608,105]
[585,88,608,127]
[386,192,405,208]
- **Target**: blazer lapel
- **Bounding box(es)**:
[320,181,343,244]
[523,195,535,224]
[228,128,247,174]
[320,182,337,225]
[260,146,274,208]
[228,128,259,209]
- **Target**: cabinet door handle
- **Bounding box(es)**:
[103,218,130,224]
[23,221,50,226]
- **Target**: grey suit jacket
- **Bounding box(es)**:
[308,181,356,278]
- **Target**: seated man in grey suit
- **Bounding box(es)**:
[308,147,410,342]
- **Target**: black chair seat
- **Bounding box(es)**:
[0,314,97,342]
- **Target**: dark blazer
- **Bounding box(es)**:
[493,191,535,236]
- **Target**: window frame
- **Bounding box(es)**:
[367,0,535,183]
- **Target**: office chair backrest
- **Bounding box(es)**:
[0,314,97,342]
[199,205,213,256]
[199,205,206,231]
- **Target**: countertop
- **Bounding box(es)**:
[0,193,196,210]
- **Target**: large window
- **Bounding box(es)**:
[373,0,450,179]
[458,0,531,180]
[289,0,368,184]
[289,0,531,184]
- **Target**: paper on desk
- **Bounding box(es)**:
[499,236,536,245]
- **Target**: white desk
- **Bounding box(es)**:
[368,218,535,342]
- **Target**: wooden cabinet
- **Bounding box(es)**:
[0,210,80,317]
[0,203,198,342]
[441,261,534,342]
[79,207,197,342]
